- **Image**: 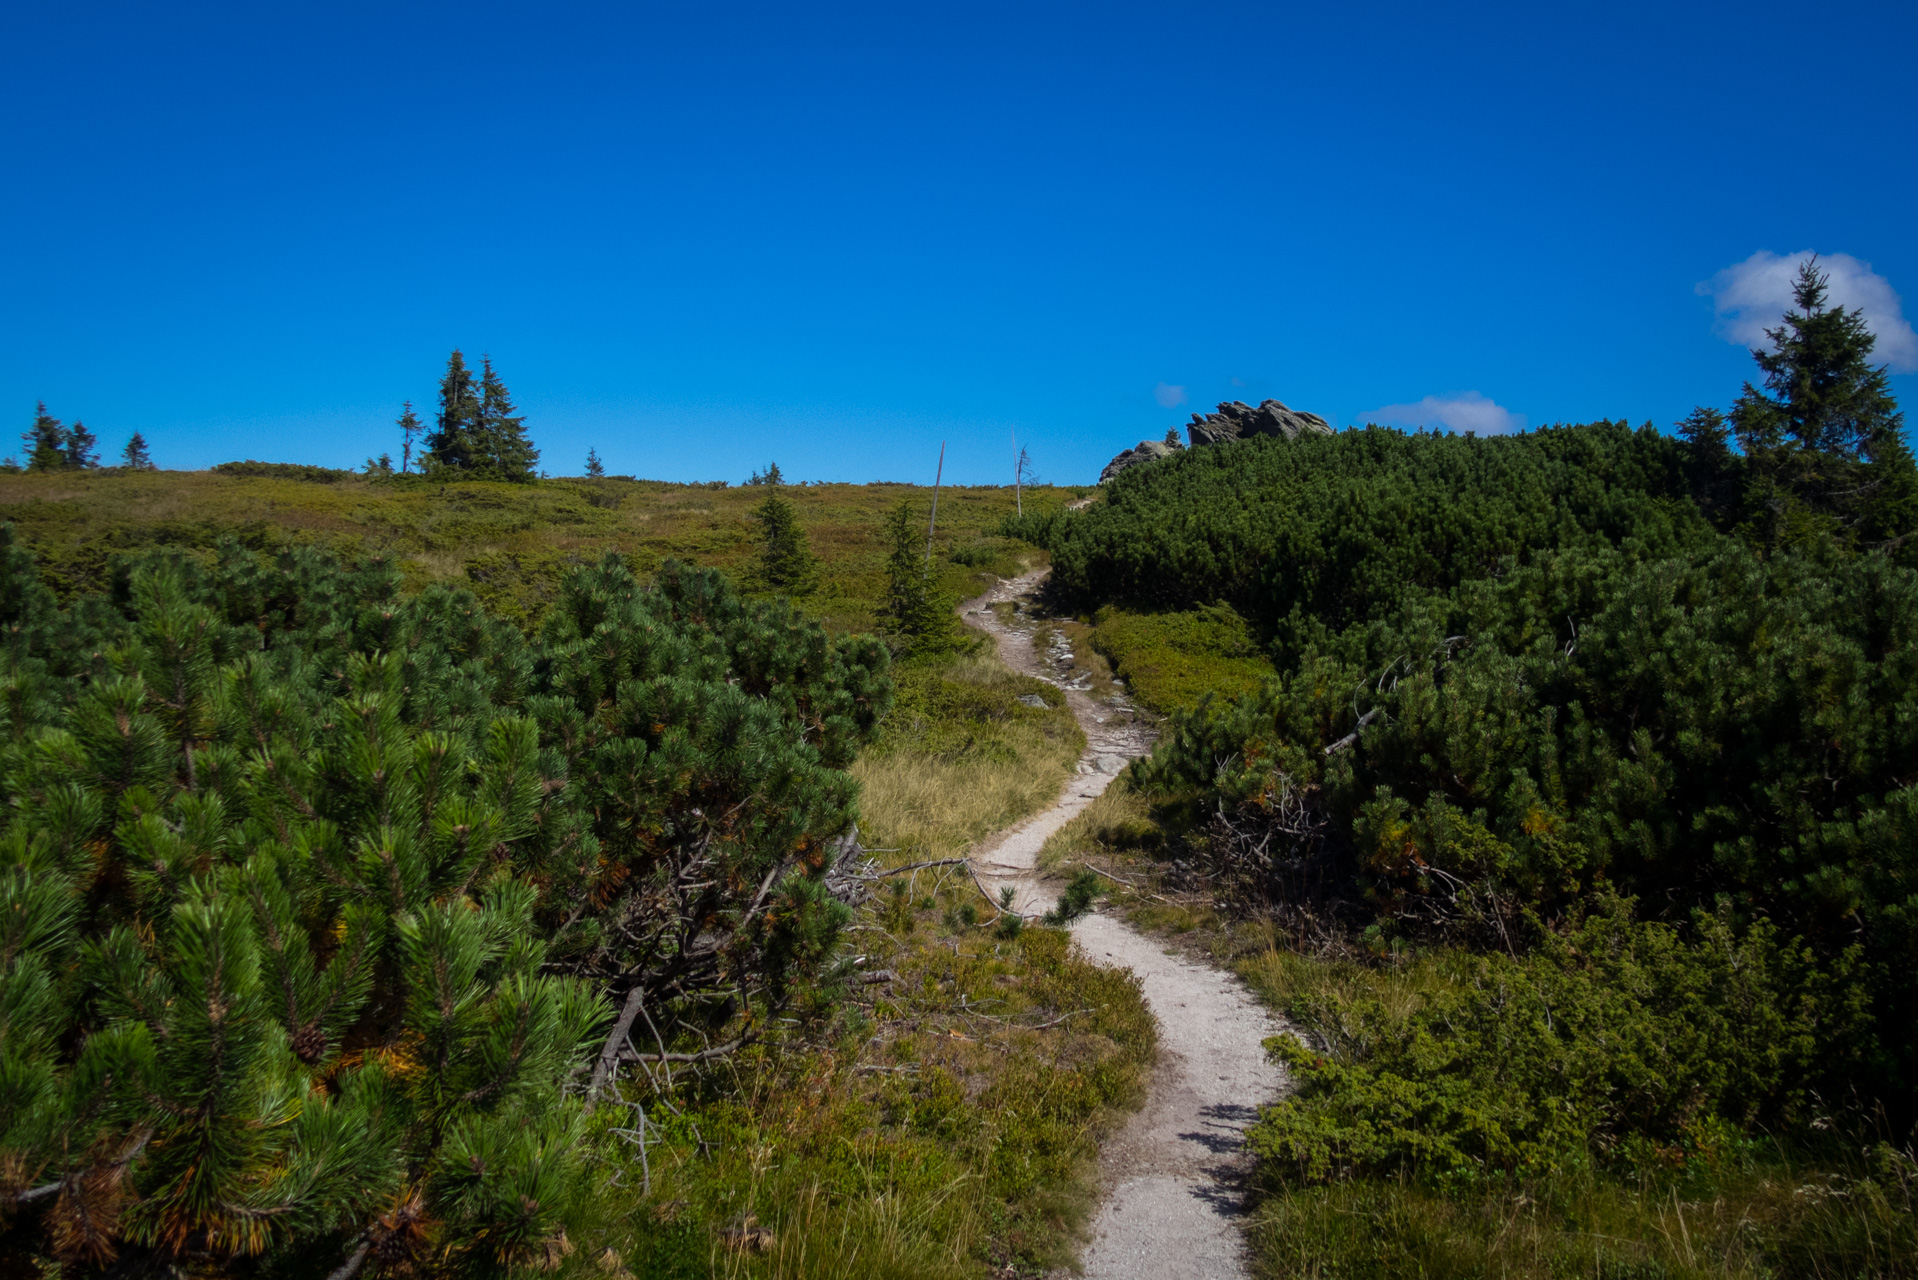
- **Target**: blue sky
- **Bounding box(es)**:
[3,1,1915,485]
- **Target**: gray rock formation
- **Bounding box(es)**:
[1186,398,1331,447]
[1099,439,1180,483]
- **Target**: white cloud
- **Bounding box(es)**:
[1153,381,1187,409]
[1361,390,1524,435]
[1699,249,1918,374]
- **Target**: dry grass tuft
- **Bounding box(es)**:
[852,651,1081,865]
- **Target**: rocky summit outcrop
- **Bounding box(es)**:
[1099,439,1181,483]
[1187,398,1331,447]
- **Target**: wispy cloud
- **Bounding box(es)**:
[1153,381,1187,409]
[1700,250,1918,374]
[1361,391,1523,435]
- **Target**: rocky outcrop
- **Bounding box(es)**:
[1099,439,1181,483]
[1186,398,1331,447]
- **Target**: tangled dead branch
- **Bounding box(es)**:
[1168,771,1362,950]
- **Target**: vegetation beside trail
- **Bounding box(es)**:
[1017,262,1918,1278]
[1086,602,1274,715]
[0,456,1149,1278]
[852,652,1083,867]
[585,634,1143,1280]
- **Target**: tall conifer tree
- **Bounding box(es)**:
[61,420,98,469]
[477,356,538,480]
[1731,258,1903,460]
[1727,258,1914,547]
[23,403,66,471]
[424,351,480,470]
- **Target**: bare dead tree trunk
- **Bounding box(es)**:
[926,440,945,564]
[585,985,651,1111]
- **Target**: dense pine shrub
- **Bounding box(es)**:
[1249,896,1873,1185]
[1013,420,1707,645]
[0,533,889,1275]
[1010,283,1918,1139]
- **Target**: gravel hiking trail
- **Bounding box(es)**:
[960,571,1288,1280]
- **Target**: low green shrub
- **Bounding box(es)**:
[1246,896,1873,1187]
[1089,601,1273,713]
[1043,868,1103,924]
[211,459,355,482]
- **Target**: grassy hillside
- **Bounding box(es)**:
[0,467,1087,632]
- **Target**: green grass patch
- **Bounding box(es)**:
[583,903,1155,1279]
[1088,602,1273,714]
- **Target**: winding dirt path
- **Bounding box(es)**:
[960,572,1287,1280]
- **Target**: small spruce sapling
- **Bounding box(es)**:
[121,431,155,470]
[879,499,960,653]
[397,400,422,473]
[751,489,817,593]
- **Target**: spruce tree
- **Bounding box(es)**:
[751,490,817,594]
[61,420,98,469]
[1731,259,1903,460]
[1728,258,1914,547]
[23,403,66,471]
[121,431,155,470]
[878,499,959,652]
[1676,406,1734,521]
[424,351,480,471]
[396,400,423,473]
[585,447,605,478]
[476,356,538,481]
